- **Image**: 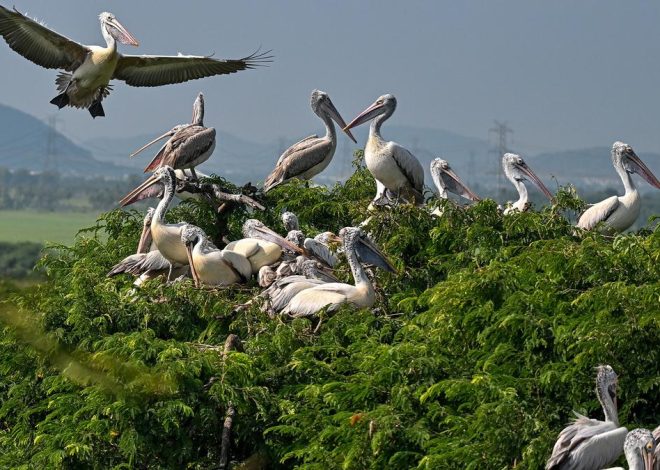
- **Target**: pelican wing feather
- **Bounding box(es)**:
[114,50,270,87]
[284,284,349,318]
[390,143,425,201]
[264,136,331,191]
[0,5,87,70]
[145,126,216,172]
[576,195,619,231]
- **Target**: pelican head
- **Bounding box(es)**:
[281,211,300,232]
[430,158,480,202]
[99,12,139,47]
[343,94,397,131]
[181,224,206,288]
[192,93,204,126]
[335,227,396,273]
[119,165,176,206]
[130,124,188,158]
[595,364,618,415]
[310,90,357,143]
[242,219,306,255]
[502,153,553,201]
[612,141,660,189]
[623,429,656,470]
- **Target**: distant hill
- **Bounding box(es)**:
[0,104,136,178]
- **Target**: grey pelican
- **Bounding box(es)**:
[546,365,627,470]
[502,153,553,215]
[0,6,270,117]
[344,94,425,205]
[654,426,660,470]
[181,225,251,287]
[263,90,357,192]
[119,166,189,270]
[577,142,660,232]
[280,211,339,267]
[430,158,480,203]
[282,227,395,318]
[603,428,657,470]
[130,93,215,178]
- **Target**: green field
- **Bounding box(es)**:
[0,210,101,244]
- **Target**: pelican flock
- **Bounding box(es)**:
[1,4,658,469]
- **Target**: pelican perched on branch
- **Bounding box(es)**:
[344,94,425,206]
[282,227,395,318]
[502,153,553,215]
[430,158,479,215]
[263,90,356,192]
[131,93,215,179]
[181,225,251,287]
[577,142,660,232]
[119,166,189,272]
[546,365,627,470]
[0,6,271,117]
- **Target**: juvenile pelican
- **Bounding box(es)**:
[430,158,480,216]
[502,153,553,215]
[131,93,215,178]
[119,166,189,268]
[280,211,338,267]
[0,6,270,117]
[602,428,656,470]
[577,142,660,232]
[181,225,251,287]
[546,365,627,470]
[344,94,425,205]
[282,227,395,318]
[263,90,357,192]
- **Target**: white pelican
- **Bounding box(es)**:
[263,90,357,192]
[181,225,251,288]
[577,142,660,233]
[0,6,270,117]
[603,428,656,470]
[502,153,554,215]
[119,166,189,270]
[280,211,338,268]
[430,158,480,216]
[344,94,425,205]
[130,93,215,179]
[282,227,395,318]
[546,365,627,470]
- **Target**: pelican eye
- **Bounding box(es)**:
[646,442,654,450]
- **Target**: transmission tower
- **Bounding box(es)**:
[45,115,61,173]
[489,120,513,196]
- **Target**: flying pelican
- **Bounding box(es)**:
[576,142,660,232]
[263,90,357,192]
[502,153,553,215]
[430,158,480,215]
[546,365,627,470]
[181,225,252,287]
[603,428,657,470]
[130,93,215,179]
[119,166,190,273]
[282,227,395,318]
[0,6,270,117]
[343,94,425,206]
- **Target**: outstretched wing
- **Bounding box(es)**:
[0,5,87,70]
[114,49,271,87]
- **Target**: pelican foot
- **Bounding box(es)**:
[49,93,69,109]
[88,101,105,118]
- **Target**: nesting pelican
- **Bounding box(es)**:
[263,90,356,192]
[502,153,553,215]
[181,225,251,287]
[130,93,215,179]
[344,94,425,205]
[546,365,627,470]
[0,6,270,117]
[282,227,395,318]
[577,142,660,232]
[430,158,480,215]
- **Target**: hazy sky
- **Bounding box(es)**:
[1,0,660,154]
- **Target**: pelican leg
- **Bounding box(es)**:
[88,100,105,119]
[50,93,70,109]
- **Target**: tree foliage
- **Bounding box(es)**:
[0,155,658,469]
